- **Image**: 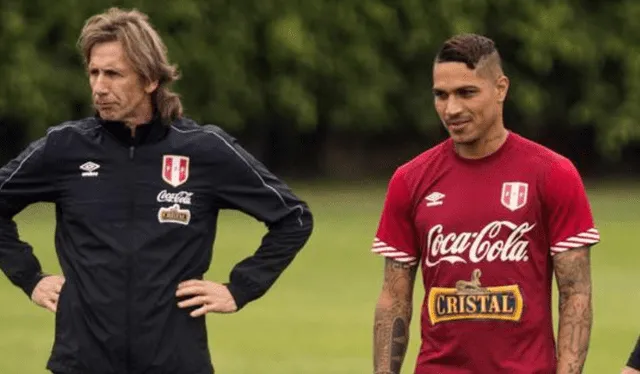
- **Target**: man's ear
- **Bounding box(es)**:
[145,80,159,94]
[496,75,509,103]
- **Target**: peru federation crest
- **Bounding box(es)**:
[501,182,528,212]
[162,155,190,188]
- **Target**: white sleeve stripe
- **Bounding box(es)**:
[371,247,397,253]
[550,228,600,254]
[372,250,409,257]
[371,238,417,263]
[577,233,600,240]
[566,237,599,244]
[556,242,585,248]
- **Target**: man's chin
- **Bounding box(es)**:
[449,131,479,145]
[97,110,121,122]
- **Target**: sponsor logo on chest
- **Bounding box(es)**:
[158,155,193,225]
[423,180,534,267]
[427,269,524,325]
[158,204,191,225]
[157,190,193,205]
[425,221,535,267]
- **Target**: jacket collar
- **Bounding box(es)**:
[97,111,169,146]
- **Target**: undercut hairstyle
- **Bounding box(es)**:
[78,7,183,123]
[435,33,503,72]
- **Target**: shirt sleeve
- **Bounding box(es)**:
[371,167,419,265]
[542,156,600,256]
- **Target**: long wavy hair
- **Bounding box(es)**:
[78,7,183,123]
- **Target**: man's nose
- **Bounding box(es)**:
[444,97,463,117]
[92,74,108,96]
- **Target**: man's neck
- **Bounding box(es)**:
[124,112,153,138]
[455,126,509,159]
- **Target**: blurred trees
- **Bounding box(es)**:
[0,0,638,176]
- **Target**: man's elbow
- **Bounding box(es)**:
[270,206,314,250]
[293,204,314,235]
[376,288,395,310]
[376,286,412,310]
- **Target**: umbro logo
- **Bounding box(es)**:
[80,161,100,177]
[425,192,445,207]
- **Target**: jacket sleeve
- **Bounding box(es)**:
[207,127,313,310]
[628,335,640,370]
[0,136,56,297]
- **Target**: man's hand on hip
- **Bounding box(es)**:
[176,280,238,317]
[31,275,65,313]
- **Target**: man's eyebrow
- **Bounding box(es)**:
[432,85,478,94]
[455,86,478,91]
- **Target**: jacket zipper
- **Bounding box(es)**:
[127,145,135,373]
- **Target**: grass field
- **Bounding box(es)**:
[0,180,638,373]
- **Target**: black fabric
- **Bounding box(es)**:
[0,116,312,374]
[628,335,640,370]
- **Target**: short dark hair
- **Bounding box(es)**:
[435,34,500,70]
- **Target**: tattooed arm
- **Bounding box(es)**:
[554,246,592,374]
[374,258,418,374]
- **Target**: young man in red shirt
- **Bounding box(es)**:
[372,33,599,374]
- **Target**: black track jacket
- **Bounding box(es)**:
[0,115,313,374]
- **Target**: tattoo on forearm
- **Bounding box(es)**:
[374,259,416,374]
[390,318,408,372]
[554,247,592,374]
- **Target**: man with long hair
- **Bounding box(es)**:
[0,8,313,374]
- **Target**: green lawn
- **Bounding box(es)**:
[0,181,638,373]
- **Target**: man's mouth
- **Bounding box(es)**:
[447,120,471,130]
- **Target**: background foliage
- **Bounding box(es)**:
[1,0,639,176]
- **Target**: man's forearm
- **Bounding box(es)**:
[373,259,416,374]
[226,212,313,310]
[374,297,412,374]
[555,248,592,374]
[556,292,592,373]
